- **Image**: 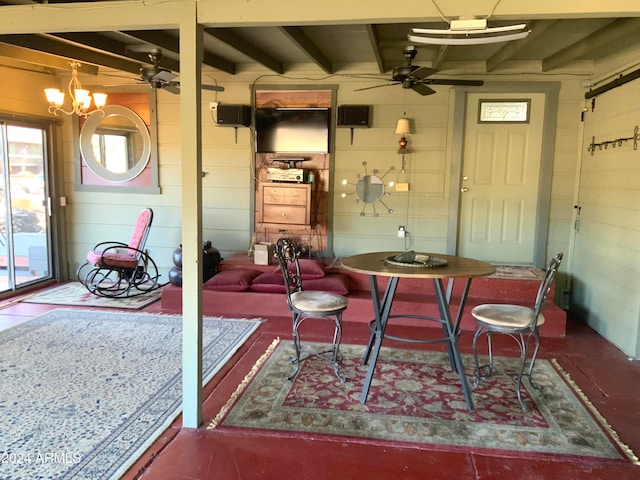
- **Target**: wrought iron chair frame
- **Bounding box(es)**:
[77,208,160,298]
[471,253,563,410]
[274,237,347,382]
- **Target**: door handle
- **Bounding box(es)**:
[460,187,469,192]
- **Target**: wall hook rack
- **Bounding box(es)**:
[588,125,639,155]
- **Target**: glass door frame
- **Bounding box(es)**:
[0,115,58,296]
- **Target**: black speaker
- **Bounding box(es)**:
[337,105,370,128]
[217,104,251,126]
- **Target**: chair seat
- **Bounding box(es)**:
[290,290,348,313]
[471,304,545,329]
[87,250,138,269]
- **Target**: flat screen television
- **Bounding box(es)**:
[255,108,330,153]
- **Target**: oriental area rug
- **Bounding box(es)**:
[23,281,163,309]
[210,340,639,466]
[0,309,262,480]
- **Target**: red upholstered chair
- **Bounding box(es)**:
[274,237,348,382]
[77,208,160,298]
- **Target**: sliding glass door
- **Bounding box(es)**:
[0,121,52,293]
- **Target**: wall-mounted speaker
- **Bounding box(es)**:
[216,104,251,127]
[337,105,370,128]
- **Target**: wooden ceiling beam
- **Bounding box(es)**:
[365,24,384,74]
[0,42,98,73]
[280,26,332,74]
[542,18,640,72]
[123,30,235,74]
[205,28,283,74]
[0,34,141,73]
[486,20,557,72]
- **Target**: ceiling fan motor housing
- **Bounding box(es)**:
[140,66,164,81]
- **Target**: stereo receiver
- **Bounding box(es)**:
[266,168,306,183]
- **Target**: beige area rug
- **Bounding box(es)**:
[1,309,262,480]
[23,281,163,309]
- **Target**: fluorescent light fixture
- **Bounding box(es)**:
[409,20,530,45]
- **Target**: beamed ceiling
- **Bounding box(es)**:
[0,1,639,88]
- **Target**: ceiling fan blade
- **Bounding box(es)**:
[202,84,225,92]
[409,66,438,80]
[411,83,436,96]
[162,83,180,94]
[354,83,399,92]
[424,79,485,86]
[153,70,177,83]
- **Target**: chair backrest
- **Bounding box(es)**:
[273,238,303,306]
[127,208,153,257]
[531,252,563,326]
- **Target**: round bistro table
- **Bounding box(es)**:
[341,251,496,410]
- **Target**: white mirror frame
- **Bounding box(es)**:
[79,105,151,183]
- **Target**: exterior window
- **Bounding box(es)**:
[478,100,531,123]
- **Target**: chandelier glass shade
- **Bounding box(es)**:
[44,62,107,117]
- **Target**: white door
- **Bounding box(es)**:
[458,93,545,264]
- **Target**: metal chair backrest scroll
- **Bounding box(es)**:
[273,237,347,383]
[530,252,563,331]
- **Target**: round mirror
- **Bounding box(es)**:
[355,175,385,204]
[79,105,151,183]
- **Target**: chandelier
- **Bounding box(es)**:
[44,62,107,117]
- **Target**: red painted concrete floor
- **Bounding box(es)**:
[1,293,639,480]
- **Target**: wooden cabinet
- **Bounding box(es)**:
[261,183,311,225]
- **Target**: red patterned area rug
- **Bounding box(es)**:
[210,340,638,465]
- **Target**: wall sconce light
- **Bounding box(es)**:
[44,61,107,117]
[395,117,411,153]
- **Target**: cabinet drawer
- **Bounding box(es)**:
[263,186,286,197]
[284,188,308,199]
[262,205,308,224]
[263,193,286,204]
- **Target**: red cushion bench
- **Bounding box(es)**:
[160,253,567,337]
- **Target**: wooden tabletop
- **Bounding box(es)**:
[340,251,496,279]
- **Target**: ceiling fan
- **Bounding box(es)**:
[138,48,224,94]
[356,46,484,96]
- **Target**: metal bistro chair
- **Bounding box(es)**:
[274,238,348,382]
[77,207,160,298]
[471,253,563,410]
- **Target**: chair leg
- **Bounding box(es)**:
[331,314,345,383]
[514,333,530,411]
[472,327,494,389]
[287,313,345,383]
[526,329,542,392]
[288,313,303,381]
